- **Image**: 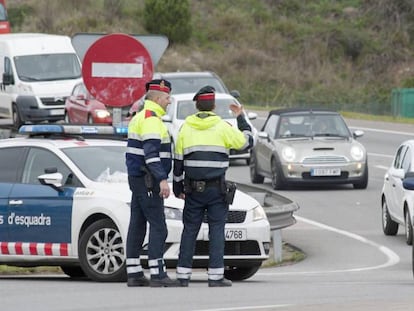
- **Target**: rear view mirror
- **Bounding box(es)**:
[403,177,414,190]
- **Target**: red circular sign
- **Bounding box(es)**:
[82,33,153,107]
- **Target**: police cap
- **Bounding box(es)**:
[146,79,172,94]
[193,85,215,102]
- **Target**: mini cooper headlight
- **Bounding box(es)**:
[253,205,267,221]
[350,145,364,161]
[282,146,296,162]
[164,206,183,220]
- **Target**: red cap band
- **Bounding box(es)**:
[197,93,215,101]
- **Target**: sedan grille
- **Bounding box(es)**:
[40,97,66,106]
[203,210,246,223]
[302,156,347,164]
[195,240,261,256]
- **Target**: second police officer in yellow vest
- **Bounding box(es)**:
[173,85,254,287]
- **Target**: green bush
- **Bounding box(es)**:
[143,0,192,44]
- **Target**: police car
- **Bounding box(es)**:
[0,125,270,282]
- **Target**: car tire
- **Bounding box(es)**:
[271,158,285,190]
[382,198,399,236]
[353,163,368,189]
[224,265,261,281]
[250,151,264,184]
[87,115,93,124]
[78,219,126,282]
[64,111,71,123]
[12,103,23,130]
[60,265,87,279]
[405,209,413,245]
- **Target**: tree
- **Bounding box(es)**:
[144,0,192,44]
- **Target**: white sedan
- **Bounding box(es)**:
[162,93,257,165]
[381,139,414,245]
[0,124,270,282]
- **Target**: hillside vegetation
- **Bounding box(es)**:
[8,0,414,115]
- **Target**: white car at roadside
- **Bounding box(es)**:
[381,139,414,245]
[0,124,270,282]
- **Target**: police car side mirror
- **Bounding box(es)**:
[162,115,172,123]
[38,172,64,192]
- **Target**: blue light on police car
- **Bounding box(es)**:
[19,124,63,134]
[115,126,128,135]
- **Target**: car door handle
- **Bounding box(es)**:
[9,200,23,205]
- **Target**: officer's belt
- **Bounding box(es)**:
[188,178,222,192]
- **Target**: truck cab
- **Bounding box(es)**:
[0,33,82,129]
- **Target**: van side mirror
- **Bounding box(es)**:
[2,72,13,85]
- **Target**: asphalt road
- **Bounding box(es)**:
[2,117,414,311]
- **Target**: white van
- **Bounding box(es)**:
[0,33,82,129]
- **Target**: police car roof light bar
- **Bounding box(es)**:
[19,124,128,138]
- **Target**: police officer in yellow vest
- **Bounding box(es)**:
[173,85,253,287]
[125,79,180,287]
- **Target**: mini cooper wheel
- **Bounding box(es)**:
[353,163,368,189]
[78,219,126,282]
[250,151,264,184]
[382,198,398,236]
[271,158,285,190]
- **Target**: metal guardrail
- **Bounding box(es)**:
[231,181,300,262]
[232,181,300,230]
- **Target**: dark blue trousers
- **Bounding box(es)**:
[126,176,168,279]
[177,186,228,280]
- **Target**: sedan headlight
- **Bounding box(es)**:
[282,146,296,162]
[350,145,364,161]
[252,205,267,221]
[164,206,182,220]
[95,109,111,119]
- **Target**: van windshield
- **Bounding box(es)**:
[14,53,82,81]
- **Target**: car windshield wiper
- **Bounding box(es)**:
[19,75,41,81]
[313,133,348,138]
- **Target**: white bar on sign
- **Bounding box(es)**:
[92,62,143,78]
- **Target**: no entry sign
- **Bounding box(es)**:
[82,33,154,107]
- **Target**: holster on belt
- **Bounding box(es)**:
[223,181,237,205]
[141,166,154,192]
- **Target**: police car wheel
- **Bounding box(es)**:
[224,265,261,281]
[60,265,87,279]
[78,219,127,282]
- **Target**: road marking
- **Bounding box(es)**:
[368,152,393,159]
[376,165,389,170]
[195,305,292,311]
[350,126,414,137]
[257,216,400,276]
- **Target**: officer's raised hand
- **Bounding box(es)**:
[229,102,243,117]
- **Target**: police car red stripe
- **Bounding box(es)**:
[0,242,70,256]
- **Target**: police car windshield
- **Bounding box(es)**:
[62,145,128,182]
[176,98,236,120]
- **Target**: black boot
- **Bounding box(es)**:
[208,278,232,287]
[127,275,150,287]
[150,276,182,287]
